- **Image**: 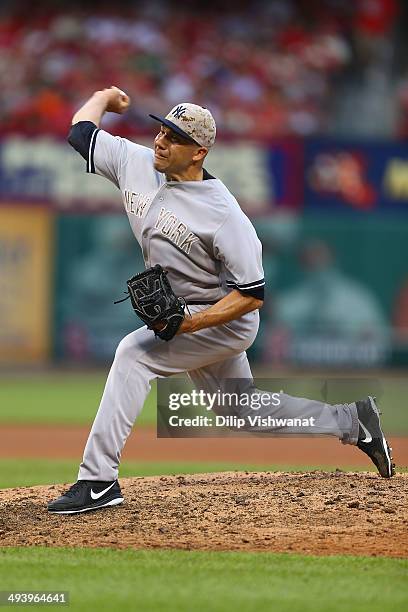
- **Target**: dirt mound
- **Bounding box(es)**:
[0,472,407,557]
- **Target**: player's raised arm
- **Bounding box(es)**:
[72,86,130,126]
[68,86,139,186]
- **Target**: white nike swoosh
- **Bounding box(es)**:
[358,420,372,443]
[90,482,116,500]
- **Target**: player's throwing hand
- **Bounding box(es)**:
[97,86,131,114]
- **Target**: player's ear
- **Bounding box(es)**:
[192,147,208,163]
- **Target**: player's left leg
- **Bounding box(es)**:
[188,353,394,477]
[189,353,357,440]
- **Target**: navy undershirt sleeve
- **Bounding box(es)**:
[68,121,99,171]
[238,286,265,300]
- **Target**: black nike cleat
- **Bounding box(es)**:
[356,396,395,478]
[47,480,124,514]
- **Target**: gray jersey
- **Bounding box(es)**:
[90,129,264,302]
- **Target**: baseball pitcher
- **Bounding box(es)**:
[48,87,394,514]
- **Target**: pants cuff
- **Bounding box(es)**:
[341,402,359,446]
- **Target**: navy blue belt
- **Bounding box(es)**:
[185,301,218,305]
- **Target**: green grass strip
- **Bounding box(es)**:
[0,547,406,612]
[0,374,156,425]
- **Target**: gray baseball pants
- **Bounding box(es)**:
[78,307,359,481]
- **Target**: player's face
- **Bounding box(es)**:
[153,125,202,176]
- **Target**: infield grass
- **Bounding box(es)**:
[0,371,407,433]
[0,547,406,612]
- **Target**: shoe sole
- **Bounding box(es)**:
[48,496,124,514]
[368,396,394,478]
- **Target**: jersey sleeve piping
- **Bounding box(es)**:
[226,278,265,290]
[87,127,100,174]
[226,279,265,300]
[226,283,265,300]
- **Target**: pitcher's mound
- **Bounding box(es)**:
[1,471,407,557]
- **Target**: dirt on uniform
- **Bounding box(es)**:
[1,472,407,557]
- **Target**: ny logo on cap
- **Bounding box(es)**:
[172,105,187,119]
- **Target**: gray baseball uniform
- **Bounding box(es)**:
[69,123,359,481]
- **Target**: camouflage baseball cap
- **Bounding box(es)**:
[149,103,216,148]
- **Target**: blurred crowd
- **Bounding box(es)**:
[0,0,405,139]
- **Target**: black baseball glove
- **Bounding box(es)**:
[115,264,185,341]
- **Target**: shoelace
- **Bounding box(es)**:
[64,481,88,498]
